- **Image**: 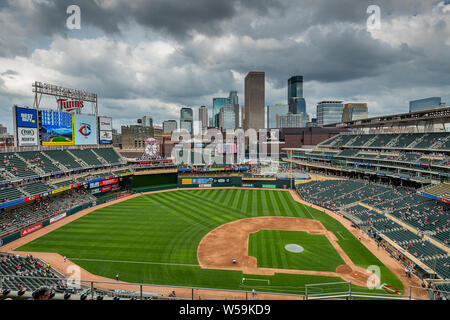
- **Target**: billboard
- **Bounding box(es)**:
[16,107,37,128]
[40,110,74,145]
[74,114,98,145]
[99,130,113,144]
[17,127,38,146]
[99,116,112,131]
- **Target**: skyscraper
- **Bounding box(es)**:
[180,107,193,133]
[213,97,230,128]
[288,76,303,102]
[199,106,208,130]
[229,91,240,128]
[287,76,306,127]
[244,71,265,131]
[316,101,344,126]
[219,105,235,130]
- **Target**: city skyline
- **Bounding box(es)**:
[1,1,449,133]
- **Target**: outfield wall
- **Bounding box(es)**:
[177,176,294,189]
[132,173,178,189]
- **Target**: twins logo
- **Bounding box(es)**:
[78,123,91,137]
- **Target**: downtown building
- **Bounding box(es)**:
[342,103,368,122]
[199,106,208,130]
[219,105,236,130]
[162,120,177,134]
[267,104,289,128]
[316,101,344,126]
[409,97,446,113]
[288,76,307,127]
[180,107,193,133]
[244,71,265,131]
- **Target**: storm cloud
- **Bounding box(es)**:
[0,0,449,132]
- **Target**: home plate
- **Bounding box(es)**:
[285,244,304,253]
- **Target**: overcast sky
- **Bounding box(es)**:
[1,0,450,132]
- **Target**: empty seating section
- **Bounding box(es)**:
[383,228,422,244]
[319,132,450,150]
[367,134,399,148]
[20,151,62,174]
[423,257,450,280]
[433,230,450,246]
[69,149,103,167]
[415,132,449,149]
[337,149,360,157]
[361,188,409,207]
[398,152,421,163]
[337,184,390,206]
[344,205,384,224]
[93,148,122,164]
[347,134,376,147]
[21,182,51,196]
[44,150,82,170]
[0,186,25,203]
[391,133,422,148]
[0,153,38,179]
[404,240,447,259]
[319,135,342,146]
[0,253,64,292]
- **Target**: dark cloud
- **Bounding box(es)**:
[0,0,449,130]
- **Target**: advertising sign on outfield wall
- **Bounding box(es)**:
[21,223,42,237]
[50,213,67,224]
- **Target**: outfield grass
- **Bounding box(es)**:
[249,230,345,272]
[17,189,404,295]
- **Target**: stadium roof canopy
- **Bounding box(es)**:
[323,107,450,129]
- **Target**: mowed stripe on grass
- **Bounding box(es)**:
[17,189,403,294]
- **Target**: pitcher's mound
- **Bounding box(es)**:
[284,244,304,253]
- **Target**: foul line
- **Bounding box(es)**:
[68,258,200,267]
[302,203,315,219]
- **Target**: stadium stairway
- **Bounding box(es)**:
[90,149,110,166]
[66,150,90,168]
[14,153,45,176]
[40,152,68,172]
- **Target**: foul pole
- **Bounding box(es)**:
[290,149,293,189]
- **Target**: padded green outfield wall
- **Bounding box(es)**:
[132,173,178,189]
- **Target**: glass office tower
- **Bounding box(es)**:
[213,97,231,128]
[316,101,344,125]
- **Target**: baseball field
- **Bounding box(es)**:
[16,189,404,296]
